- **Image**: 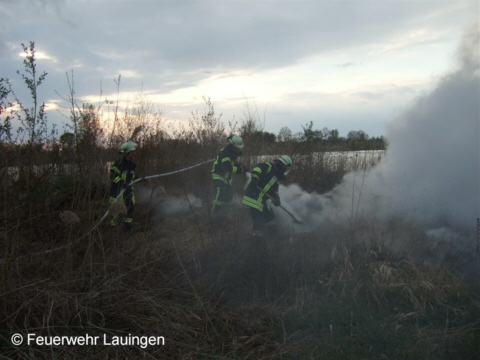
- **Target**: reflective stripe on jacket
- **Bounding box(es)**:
[109,157,136,203]
[211,145,243,185]
[242,162,279,211]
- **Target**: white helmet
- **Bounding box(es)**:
[229,135,244,149]
[119,141,137,154]
[277,155,292,168]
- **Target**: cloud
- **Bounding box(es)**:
[337,62,357,68]
[5,1,473,80]
[352,91,384,100]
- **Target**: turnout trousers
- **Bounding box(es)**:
[250,203,275,232]
[212,179,233,213]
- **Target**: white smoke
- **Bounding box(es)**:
[159,194,203,216]
[280,26,479,240]
[136,184,203,216]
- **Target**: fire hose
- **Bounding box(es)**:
[0,159,215,263]
[257,186,304,224]
[98,158,215,225]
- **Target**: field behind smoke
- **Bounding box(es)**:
[1,29,479,360]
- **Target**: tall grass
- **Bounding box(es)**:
[198,214,480,359]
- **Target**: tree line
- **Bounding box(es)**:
[244,121,385,152]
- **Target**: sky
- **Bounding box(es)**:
[0,0,478,138]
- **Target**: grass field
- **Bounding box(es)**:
[1,146,479,359]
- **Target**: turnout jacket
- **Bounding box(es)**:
[109,156,136,203]
[211,145,245,185]
[242,161,280,212]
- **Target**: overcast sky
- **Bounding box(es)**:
[0,0,477,138]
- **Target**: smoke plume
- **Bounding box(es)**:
[280,26,479,240]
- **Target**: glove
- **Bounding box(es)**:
[273,198,281,207]
[237,162,249,174]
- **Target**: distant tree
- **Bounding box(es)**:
[1,42,49,143]
[277,126,292,142]
[0,79,13,141]
[116,90,164,145]
[347,130,369,141]
[322,127,330,137]
[239,98,264,138]
[327,128,339,141]
[78,104,104,148]
[59,132,75,149]
[369,135,386,150]
[188,97,225,157]
[347,130,373,150]
[14,41,49,143]
[301,121,324,142]
[250,131,276,144]
[0,81,8,116]
[0,42,52,216]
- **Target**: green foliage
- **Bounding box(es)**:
[347,129,369,141]
[0,80,10,115]
[347,129,385,150]
[77,104,104,148]
[302,121,324,142]
[187,96,226,158]
[327,128,339,141]
[59,132,75,149]
[15,41,49,143]
[247,130,276,145]
[0,79,13,141]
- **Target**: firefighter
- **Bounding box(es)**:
[109,141,137,232]
[242,155,292,237]
[211,135,247,214]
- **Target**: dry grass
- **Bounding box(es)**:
[193,209,480,359]
[2,190,480,359]
[0,206,294,359]
[0,137,478,359]
[59,210,81,224]
[109,201,127,216]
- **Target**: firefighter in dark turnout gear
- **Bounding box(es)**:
[211,135,247,213]
[242,155,292,237]
[109,141,137,232]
